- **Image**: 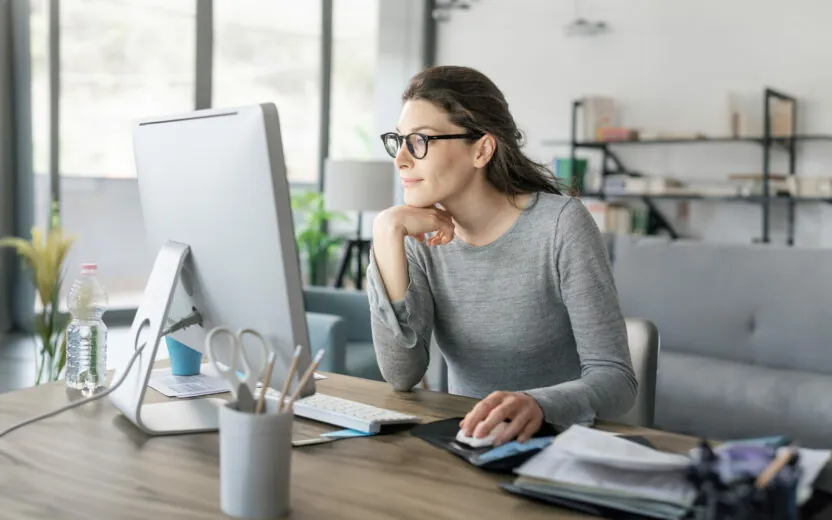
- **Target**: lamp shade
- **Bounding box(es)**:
[323,159,396,212]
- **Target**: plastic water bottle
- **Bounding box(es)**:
[65,263,109,393]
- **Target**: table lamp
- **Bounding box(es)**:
[324,159,396,289]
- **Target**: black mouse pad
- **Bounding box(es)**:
[410,417,655,474]
[410,417,559,473]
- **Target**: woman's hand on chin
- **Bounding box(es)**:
[377,205,455,246]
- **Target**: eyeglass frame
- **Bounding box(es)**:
[379,131,484,160]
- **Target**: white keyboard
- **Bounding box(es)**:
[260,388,422,434]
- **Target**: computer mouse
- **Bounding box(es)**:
[455,421,509,448]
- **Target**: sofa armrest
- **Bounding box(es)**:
[305,312,347,374]
[303,287,372,342]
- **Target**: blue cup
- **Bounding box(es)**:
[165,337,203,376]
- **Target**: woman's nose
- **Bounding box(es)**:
[394,144,414,170]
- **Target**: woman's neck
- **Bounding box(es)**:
[440,180,531,247]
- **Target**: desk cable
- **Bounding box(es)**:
[0,341,147,440]
[0,310,203,441]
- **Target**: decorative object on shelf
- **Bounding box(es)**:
[596,127,638,142]
[729,174,790,197]
[291,190,347,287]
[323,159,395,290]
[0,202,74,384]
[787,176,832,198]
[580,96,617,141]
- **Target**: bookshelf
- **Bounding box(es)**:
[550,88,832,245]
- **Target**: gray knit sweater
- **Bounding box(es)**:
[366,193,637,429]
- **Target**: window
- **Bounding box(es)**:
[60,0,196,178]
[58,0,196,309]
[213,1,322,184]
[329,0,379,161]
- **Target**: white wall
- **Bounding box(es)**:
[436,0,832,246]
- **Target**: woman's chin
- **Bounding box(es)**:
[403,191,437,208]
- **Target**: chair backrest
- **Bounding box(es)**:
[616,318,660,428]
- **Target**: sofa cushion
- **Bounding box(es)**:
[613,237,832,376]
[656,350,832,448]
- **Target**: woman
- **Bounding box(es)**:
[366,65,636,446]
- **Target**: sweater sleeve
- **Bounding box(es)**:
[365,240,433,391]
[524,198,638,429]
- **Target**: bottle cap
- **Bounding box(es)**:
[81,263,97,272]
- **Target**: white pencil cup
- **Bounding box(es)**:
[219,399,293,519]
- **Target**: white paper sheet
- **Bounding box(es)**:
[553,425,691,472]
[515,442,696,507]
[148,367,230,398]
[149,362,327,399]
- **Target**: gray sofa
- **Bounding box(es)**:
[609,236,832,448]
[304,286,383,381]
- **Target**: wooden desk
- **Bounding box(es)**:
[0,372,699,520]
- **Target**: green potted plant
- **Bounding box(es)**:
[0,202,74,384]
[291,190,347,286]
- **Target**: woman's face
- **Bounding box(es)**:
[392,99,483,208]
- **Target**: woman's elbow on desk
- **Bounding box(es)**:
[380,366,425,392]
[597,366,638,419]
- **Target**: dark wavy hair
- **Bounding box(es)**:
[402,65,567,199]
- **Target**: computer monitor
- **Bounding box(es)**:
[109,103,315,436]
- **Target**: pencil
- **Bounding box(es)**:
[254,352,277,415]
[283,349,325,413]
[755,447,797,488]
[278,345,302,413]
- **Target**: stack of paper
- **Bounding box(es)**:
[512,426,696,520]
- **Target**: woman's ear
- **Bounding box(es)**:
[472,134,496,168]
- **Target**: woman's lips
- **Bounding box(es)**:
[401,178,423,187]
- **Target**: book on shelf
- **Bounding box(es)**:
[583,199,648,235]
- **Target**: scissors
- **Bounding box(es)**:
[205,327,271,413]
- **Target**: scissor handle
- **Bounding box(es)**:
[205,327,242,395]
[205,326,271,389]
[235,328,270,386]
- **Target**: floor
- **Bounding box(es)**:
[0,326,168,394]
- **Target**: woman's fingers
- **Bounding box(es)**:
[517,417,541,443]
[493,411,532,445]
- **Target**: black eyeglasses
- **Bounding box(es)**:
[380,131,483,160]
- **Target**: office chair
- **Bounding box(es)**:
[615,318,660,428]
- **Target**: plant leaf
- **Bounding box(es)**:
[0,237,38,272]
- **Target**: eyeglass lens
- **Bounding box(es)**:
[383,133,428,159]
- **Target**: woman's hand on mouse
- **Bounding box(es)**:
[459,391,544,445]
[376,205,455,246]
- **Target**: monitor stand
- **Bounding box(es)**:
[109,241,223,436]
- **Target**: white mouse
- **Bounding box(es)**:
[455,421,510,448]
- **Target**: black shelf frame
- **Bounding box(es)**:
[564,88,832,245]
